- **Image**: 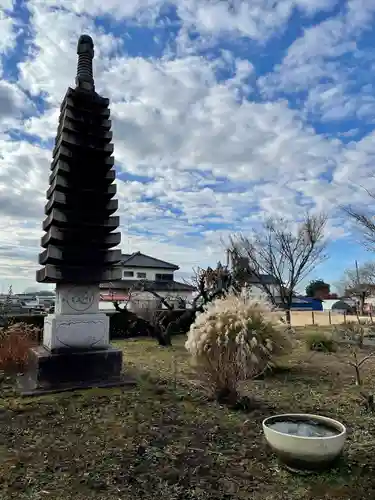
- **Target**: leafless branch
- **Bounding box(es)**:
[340,262,375,314]
[228,213,327,322]
[138,280,175,311]
[344,185,375,250]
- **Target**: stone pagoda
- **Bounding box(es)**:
[21,35,126,394]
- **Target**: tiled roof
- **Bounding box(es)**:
[100,280,195,292]
[120,252,179,270]
[247,274,279,285]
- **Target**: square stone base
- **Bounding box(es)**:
[43,313,109,352]
[19,346,134,396]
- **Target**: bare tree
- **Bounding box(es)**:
[131,299,160,323]
[110,282,176,346]
[229,213,328,325]
[345,187,375,250]
[110,263,239,346]
[340,262,375,315]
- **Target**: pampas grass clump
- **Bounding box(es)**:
[185,293,290,402]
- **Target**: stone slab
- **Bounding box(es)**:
[18,345,132,396]
[36,264,122,284]
[55,284,100,315]
[43,312,109,351]
[41,227,121,249]
[18,377,135,397]
[39,246,121,267]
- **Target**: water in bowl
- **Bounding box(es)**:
[267,418,340,438]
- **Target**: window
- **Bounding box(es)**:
[122,271,134,278]
[137,272,147,279]
[155,273,173,281]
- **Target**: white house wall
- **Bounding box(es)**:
[247,284,279,300]
[100,290,194,311]
[121,266,175,281]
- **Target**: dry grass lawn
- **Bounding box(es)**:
[0,328,375,499]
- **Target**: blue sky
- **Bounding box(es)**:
[0,0,375,292]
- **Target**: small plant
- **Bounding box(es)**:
[333,322,375,410]
[333,322,366,347]
[185,293,290,405]
[366,323,375,338]
[0,285,14,330]
[306,331,337,352]
[0,322,39,374]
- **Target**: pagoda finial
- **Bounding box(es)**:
[76,34,95,91]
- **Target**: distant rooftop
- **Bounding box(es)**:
[247,274,279,286]
[120,252,179,270]
[100,280,195,292]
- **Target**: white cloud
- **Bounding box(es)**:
[259,0,375,125]
[0,0,374,291]
[175,0,338,44]
[0,81,29,121]
[29,0,166,21]
[0,4,16,54]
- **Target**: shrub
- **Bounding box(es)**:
[333,322,375,393]
[0,322,40,374]
[185,293,290,403]
[333,322,366,347]
[306,331,337,352]
[10,315,44,340]
[366,323,375,338]
[108,309,188,339]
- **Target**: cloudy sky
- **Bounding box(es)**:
[0,0,375,292]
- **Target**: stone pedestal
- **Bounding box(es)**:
[19,346,129,396]
[43,284,109,352]
[43,313,109,351]
[19,284,132,396]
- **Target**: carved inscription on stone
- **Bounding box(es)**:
[67,286,95,312]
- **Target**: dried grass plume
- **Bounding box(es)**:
[185,292,291,401]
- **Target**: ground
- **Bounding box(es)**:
[1,328,375,499]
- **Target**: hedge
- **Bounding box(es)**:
[4,310,188,342]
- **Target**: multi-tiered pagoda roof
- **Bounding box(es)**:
[36,35,121,283]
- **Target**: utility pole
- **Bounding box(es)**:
[355,260,360,285]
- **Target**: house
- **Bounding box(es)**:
[289,297,323,311]
[227,251,280,301]
[246,274,279,300]
[245,277,324,310]
[99,252,196,310]
[322,299,356,314]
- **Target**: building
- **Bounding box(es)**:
[0,291,55,313]
[246,274,279,300]
[99,252,196,310]
[289,297,323,311]
[322,299,356,314]
[227,251,280,301]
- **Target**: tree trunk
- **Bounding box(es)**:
[112,302,171,346]
[359,293,365,316]
[285,308,291,327]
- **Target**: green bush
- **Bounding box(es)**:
[306,331,337,352]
